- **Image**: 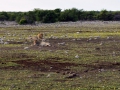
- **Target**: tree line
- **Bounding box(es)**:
[0,8,120,24]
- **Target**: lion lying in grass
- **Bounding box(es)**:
[26,33,43,45]
[26,33,50,46]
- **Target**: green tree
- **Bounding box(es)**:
[42,10,57,23]
[15,12,24,22]
[8,13,16,21]
[60,8,79,21]
[54,8,61,21]
[33,9,41,21]
[97,9,108,20]
[77,9,84,20]
[34,9,48,21]
[113,11,120,21]
[0,12,9,21]
[107,11,114,20]
[0,15,7,21]
[86,11,98,20]
[24,11,35,24]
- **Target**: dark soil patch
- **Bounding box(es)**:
[0,52,35,59]
[7,41,24,44]
[1,59,120,75]
[1,58,78,73]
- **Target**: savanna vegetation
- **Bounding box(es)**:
[0,21,120,90]
[0,8,120,24]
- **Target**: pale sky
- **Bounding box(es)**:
[0,0,120,12]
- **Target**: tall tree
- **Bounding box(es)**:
[97,9,108,20]
[60,8,79,21]
[0,12,9,21]
[42,10,57,23]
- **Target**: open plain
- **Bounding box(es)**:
[0,21,120,90]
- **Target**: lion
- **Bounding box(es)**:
[40,39,51,46]
[33,39,40,46]
[26,33,44,46]
[37,33,43,40]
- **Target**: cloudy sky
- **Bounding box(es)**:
[0,0,120,12]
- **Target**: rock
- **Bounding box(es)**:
[75,55,79,58]
[46,74,51,78]
[24,47,29,49]
[65,73,77,78]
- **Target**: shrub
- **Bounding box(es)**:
[19,18,27,25]
[114,15,120,21]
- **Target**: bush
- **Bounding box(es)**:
[114,15,120,21]
[19,18,27,25]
